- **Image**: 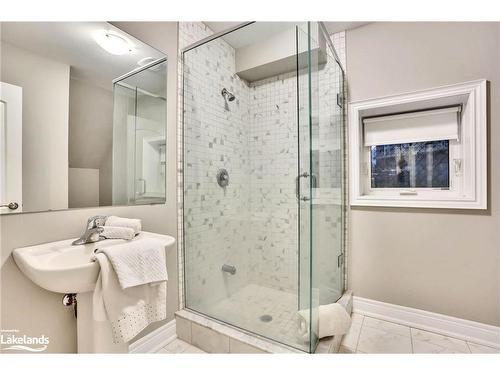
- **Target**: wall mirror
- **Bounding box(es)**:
[0,22,167,214]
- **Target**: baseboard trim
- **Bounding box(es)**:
[129,319,177,353]
[353,296,500,349]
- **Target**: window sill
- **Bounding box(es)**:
[351,196,486,210]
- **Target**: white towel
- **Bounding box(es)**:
[297,303,351,339]
[105,216,142,235]
[100,226,135,240]
[94,238,168,289]
[92,253,167,344]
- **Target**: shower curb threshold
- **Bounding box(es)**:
[175,309,303,353]
[175,290,352,354]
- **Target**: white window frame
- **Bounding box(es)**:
[349,80,487,209]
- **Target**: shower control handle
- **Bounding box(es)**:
[295,172,310,201]
[221,264,236,275]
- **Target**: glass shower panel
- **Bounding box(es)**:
[112,60,167,205]
[296,23,318,352]
[310,24,345,306]
[183,22,313,352]
[112,83,136,205]
[182,22,344,353]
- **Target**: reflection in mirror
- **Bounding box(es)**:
[112,59,167,205]
[0,22,167,214]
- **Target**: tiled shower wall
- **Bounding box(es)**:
[247,72,300,292]
[178,22,347,309]
[246,33,347,297]
[180,22,252,309]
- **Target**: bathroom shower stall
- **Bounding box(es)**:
[182,22,346,352]
[112,58,167,206]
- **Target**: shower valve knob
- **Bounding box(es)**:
[216,169,229,188]
[221,264,236,275]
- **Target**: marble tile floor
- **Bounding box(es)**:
[200,284,309,351]
[157,337,340,354]
[156,338,206,354]
[156,314,500,354]
[340,313,500,354]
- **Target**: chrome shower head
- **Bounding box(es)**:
[221,88,235,102]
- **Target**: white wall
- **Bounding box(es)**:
[1,41,69,212]
[0,22,179,353]
[346,22,500,326]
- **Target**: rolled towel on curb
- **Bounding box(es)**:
[105,216,142,235]
[100,226,135,240]
[297,302,351,339]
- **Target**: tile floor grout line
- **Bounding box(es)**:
[465,341,472,353]
[409,327,414,353]
[190,320,193,344]
[354,314,365,352]
[361,313,486,350]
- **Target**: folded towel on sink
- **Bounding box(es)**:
[94,238,168,289]
[105,216,142,235]
[92,238,168,344]
[99,226,135,240]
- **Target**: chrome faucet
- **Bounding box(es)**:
[72,216,107,245]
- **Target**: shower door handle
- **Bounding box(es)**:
[295,172,310,201]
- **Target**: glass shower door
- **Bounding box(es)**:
[181,21,345,353]
[297,22,346,352]
[311,23,345,306]
[296,23,318,353]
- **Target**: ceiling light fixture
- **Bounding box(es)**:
[137,57,156,66]
[94,30,134,55]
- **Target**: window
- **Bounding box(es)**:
[349,80,487,209]
[370,140,449,189]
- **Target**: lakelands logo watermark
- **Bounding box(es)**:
[0,329,49,352]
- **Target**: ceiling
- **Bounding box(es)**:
[204,21,370,43]
[1,22,166,92]
[323,22,370,34]
[204,22,298,49]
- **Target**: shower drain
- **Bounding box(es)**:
[259,314,273,323]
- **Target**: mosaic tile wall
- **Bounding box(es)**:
[247,71,300,292]
[177,22,214,309]
[246,32,347,296]
[181,22,252,310]
[178,22,348,309]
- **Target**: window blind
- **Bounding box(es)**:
[363,107,460,147]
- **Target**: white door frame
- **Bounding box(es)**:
[0,81,23,213]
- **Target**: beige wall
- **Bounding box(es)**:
[99,148,113,207]
[1,41,69,212]
[68,77,113,207]
[68,168,100,208]
[0,22,179,353]
[346,22,500,326]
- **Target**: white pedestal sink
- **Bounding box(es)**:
[13,231,175,353]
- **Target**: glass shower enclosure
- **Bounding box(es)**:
[182,22,345,352]
[112,58,167,206]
